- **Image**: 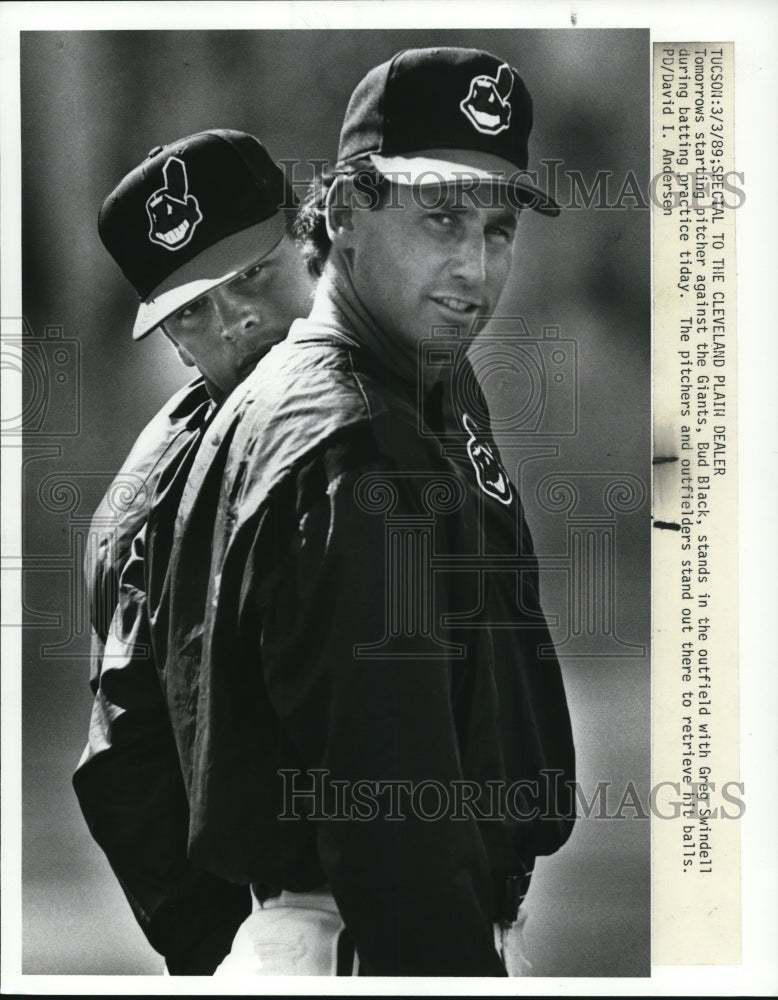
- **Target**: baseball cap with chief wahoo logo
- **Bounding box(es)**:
[99,130,294,340]
[337,47,559,216]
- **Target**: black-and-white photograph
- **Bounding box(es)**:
[16,23,652,981]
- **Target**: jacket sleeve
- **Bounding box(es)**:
[250,451,507,977]
[73,529,250,974]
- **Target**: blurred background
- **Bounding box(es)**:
[20,29,650,976]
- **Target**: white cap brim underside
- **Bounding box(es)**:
[132,212,286,340]
[370,152,511,184]
[367,152,559,216]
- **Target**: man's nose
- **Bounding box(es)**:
[212,290,259,340]
[449,231,487,286]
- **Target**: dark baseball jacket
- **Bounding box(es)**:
[73,376,251,974]
[140,318,576,976]
[84,377,212,657]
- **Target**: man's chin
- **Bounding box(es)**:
[240,337,286,378]
[235,353,265,384]
[239,357,261,379]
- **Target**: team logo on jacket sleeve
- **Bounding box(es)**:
[459,63,513,135]
[461,413,513,505]
[146,156,203,250]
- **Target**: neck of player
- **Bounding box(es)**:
[307,268,443,389]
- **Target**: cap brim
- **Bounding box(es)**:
[132,212,287,340]
[369,151,560,217]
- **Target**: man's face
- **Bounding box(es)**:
[163,233,314,394]
[343,181,519,357]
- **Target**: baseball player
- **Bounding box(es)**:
[73,130,315,974]
[141,48,576,977]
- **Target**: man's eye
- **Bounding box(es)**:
[487,225,515,244]
[428,212,456,228]
[236,263,265,283]
[177,297,207,320]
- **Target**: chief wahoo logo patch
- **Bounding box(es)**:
[459,63,514,135]
[146,156,203,251]
[462,413,513,506]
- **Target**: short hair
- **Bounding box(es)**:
[281,203,299,236]
[293,159,391,278]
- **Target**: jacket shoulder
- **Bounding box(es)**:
[216,338,396,512]
[123,377,211,474]
[93,379,209,523]
[87,378,212,631]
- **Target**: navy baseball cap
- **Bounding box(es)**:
[337,47,559,216]
[99,130,294,340]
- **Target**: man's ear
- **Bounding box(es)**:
[325,175,357,246]
[160,325,196,368]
